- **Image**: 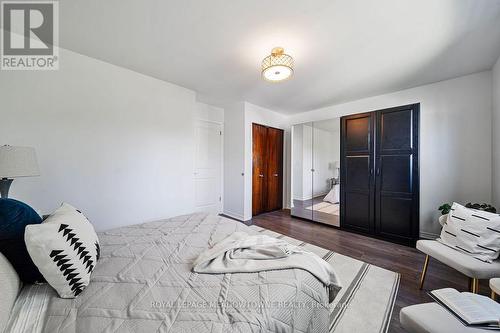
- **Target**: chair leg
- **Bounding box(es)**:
[419,255,430,290]
[472,278,479,293]
[492,290,496,300]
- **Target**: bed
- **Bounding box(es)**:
[3,213,334,333]
[323,184,340,205]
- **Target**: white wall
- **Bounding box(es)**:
[243,102,289,220]
[0,47,227,231]
[289,72,493,238]
[222,102,290,220]
[2,43,494,240]
[195,102,224,123]
[222,102,246,220]
[493,57,500,208]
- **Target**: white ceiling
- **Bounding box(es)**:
[58,0,500,114]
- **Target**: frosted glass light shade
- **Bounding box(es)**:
[261,47,294,82]
[262,65,293,82]
[0,145,40,178]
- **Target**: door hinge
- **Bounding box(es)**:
[219,131,222,136]
[219,196,221,202]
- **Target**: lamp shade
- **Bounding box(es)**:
[0,146,40,178]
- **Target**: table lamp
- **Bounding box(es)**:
[333,161,340,178]
[0,145,40,198]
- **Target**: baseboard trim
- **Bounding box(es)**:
[221,211,244,222]
[293,191,330,202]
[420,231,439,240]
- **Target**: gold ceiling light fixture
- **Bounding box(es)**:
[261,47,294,82]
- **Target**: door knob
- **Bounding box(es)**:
[273,173,278,177]
[259,174,264,178]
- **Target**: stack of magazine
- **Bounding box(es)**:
[430,288,500,330]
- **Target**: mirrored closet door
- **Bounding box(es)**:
[311,119,340,227]
[291,122,313,221]
[291,119,341,227]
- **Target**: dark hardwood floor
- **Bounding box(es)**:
[249,210,492,333]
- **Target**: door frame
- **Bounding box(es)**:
[194,119,224,214]
[251,122,285,217]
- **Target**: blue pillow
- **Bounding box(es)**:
[0,198,44,282]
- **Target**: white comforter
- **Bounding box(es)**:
[7,213,337,333]
[323,184,340,204]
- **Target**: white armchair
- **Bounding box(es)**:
[438,214,447,227]
[401,277,500,333]
[417,214,500,293]
[402,214,500,332]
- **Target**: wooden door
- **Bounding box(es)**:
[375,104,419,245]
[265,127,283,211]
[340,112,375,233]
[252,124,268,216]
[252,124,284,216]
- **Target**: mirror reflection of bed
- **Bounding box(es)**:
[293,181,340,227]
[291,118,341,227]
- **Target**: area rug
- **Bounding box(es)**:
[248,224,400,333]
[306,202,340,215]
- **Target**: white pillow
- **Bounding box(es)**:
[439,202,500,263]
[25,203,100,298]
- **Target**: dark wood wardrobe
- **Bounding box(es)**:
[340,104,420,246]
[252,123,284,216]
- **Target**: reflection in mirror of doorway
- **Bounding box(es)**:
[291,118,341,227]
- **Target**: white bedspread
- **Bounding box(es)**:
[8,213,336,333]
[323,184,340,204]
[4,283,52,333]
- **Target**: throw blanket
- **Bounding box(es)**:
[193,232,342,302]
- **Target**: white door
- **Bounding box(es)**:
[194,120,223,213]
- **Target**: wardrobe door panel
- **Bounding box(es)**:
[346,156,370,190]
[380,110,412,150]
[266,127,283,212]
[340,113,374,234]
[375,104,419,245]
[344,192,371,231]
[345,117,370,152]
[379,155,411,193]
[252,124,267,216]
[379,197,413,237]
